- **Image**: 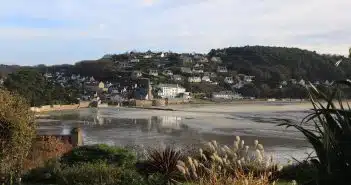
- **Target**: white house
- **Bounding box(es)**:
[163,70,173,76]
[212,91,243,100]
[149,69,158,76]
[129,58,140,63]
[290,79,297,85]
[132,71,142,78]
[192,68,204,74]
[217,66,228,73]
[202,76,211,82]
[188,76,202,83]
[299,79,306,86]
[156,84,186,99]
[224,77,234,84]
[172,75,183,81]
[211,57,222,63]
[119,62,134,69]
[181,67,193,74]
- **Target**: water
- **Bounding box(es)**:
[36,107,314,163]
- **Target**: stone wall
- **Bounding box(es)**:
[30,101,90,113]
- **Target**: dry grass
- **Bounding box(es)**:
[177,137,284,185]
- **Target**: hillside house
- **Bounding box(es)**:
[192,68,204,74]
[149,69,158,76]
[172,75,183,81]
[119,62,134,69]
[181,56,193,65]
[299,79,306,86]
[188,76,201,83]
[211,57,222,63]
[129,58,140,63]
[163,70,173,76]
[224,77,234,84]
[232,81,244,89]
[181,67,193,74]
[197,57,209,63]
[202,76,211,82]
[132,71,143,78]
[156,84,186,99]
[290,79,297,85]
[212,91,243,100]
[217,66,228,73]
[194,63,205,69]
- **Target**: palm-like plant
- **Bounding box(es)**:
[279,80,351,185]
[141,146,183,184]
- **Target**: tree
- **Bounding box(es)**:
[4,69,47,106]
[0,89,35,180]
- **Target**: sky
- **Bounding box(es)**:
[0,0,350,65]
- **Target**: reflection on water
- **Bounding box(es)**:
[36,108,312,162]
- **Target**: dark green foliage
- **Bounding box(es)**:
[61,144,136,167]
[278,161,318,185]
[57,162,121,185]
[279,80,351,185]
[4,69,79,106]
[141,147,183,184]
[22,159,62,184]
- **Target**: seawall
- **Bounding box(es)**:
[30,101,90,113]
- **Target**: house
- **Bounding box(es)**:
[212,91,243,100]
[204,72,217,78]
[132,71,143,78]
[211,81,219,85]
[202,76,211,82]
[181,56,193,65]
[163,70,173,76]
[200,57,209,63]
[156,84,186,99]
[181,67,193,74]
[281,81,288,86]
[290,79,297,85]
[244,75,254,83]
[299,79,306,86]
[194,63,204,69]
[232,81,245,89]
[129,58,140,63]
[314,81,320,85]
[224,77,234,84]
[188,76,201,83]
[149,69,158,76]
[143,55,152,59]
[172,75,183,81]
[210,57,222,63]
[217,66,228,73]
[44,73,53,78]
[192,68,204,74]
[119,62,134,69]
[89,76,96,82]
[98,82,107,91]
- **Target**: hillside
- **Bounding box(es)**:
[209,46,350,84]
[1,46,350,99]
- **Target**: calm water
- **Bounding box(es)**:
[36,107,313,163]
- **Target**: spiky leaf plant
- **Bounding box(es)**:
[279,80,351,185]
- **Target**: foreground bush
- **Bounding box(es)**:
[0,89,35,180]
[58,162,121,185]
[24,136,73,171]
[61,144,136,167]
[176,137,281,185]
[280,81,351,185]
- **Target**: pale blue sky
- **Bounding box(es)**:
[0,0,350,65]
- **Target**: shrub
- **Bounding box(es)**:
[177,138,281,184]
[140,146,184,184]
[61,144,136,167]
[23,136,73,171]
[57,162,121,185]
[22,159,62,184]
[279,80,351,185]
[0,89,36,179]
